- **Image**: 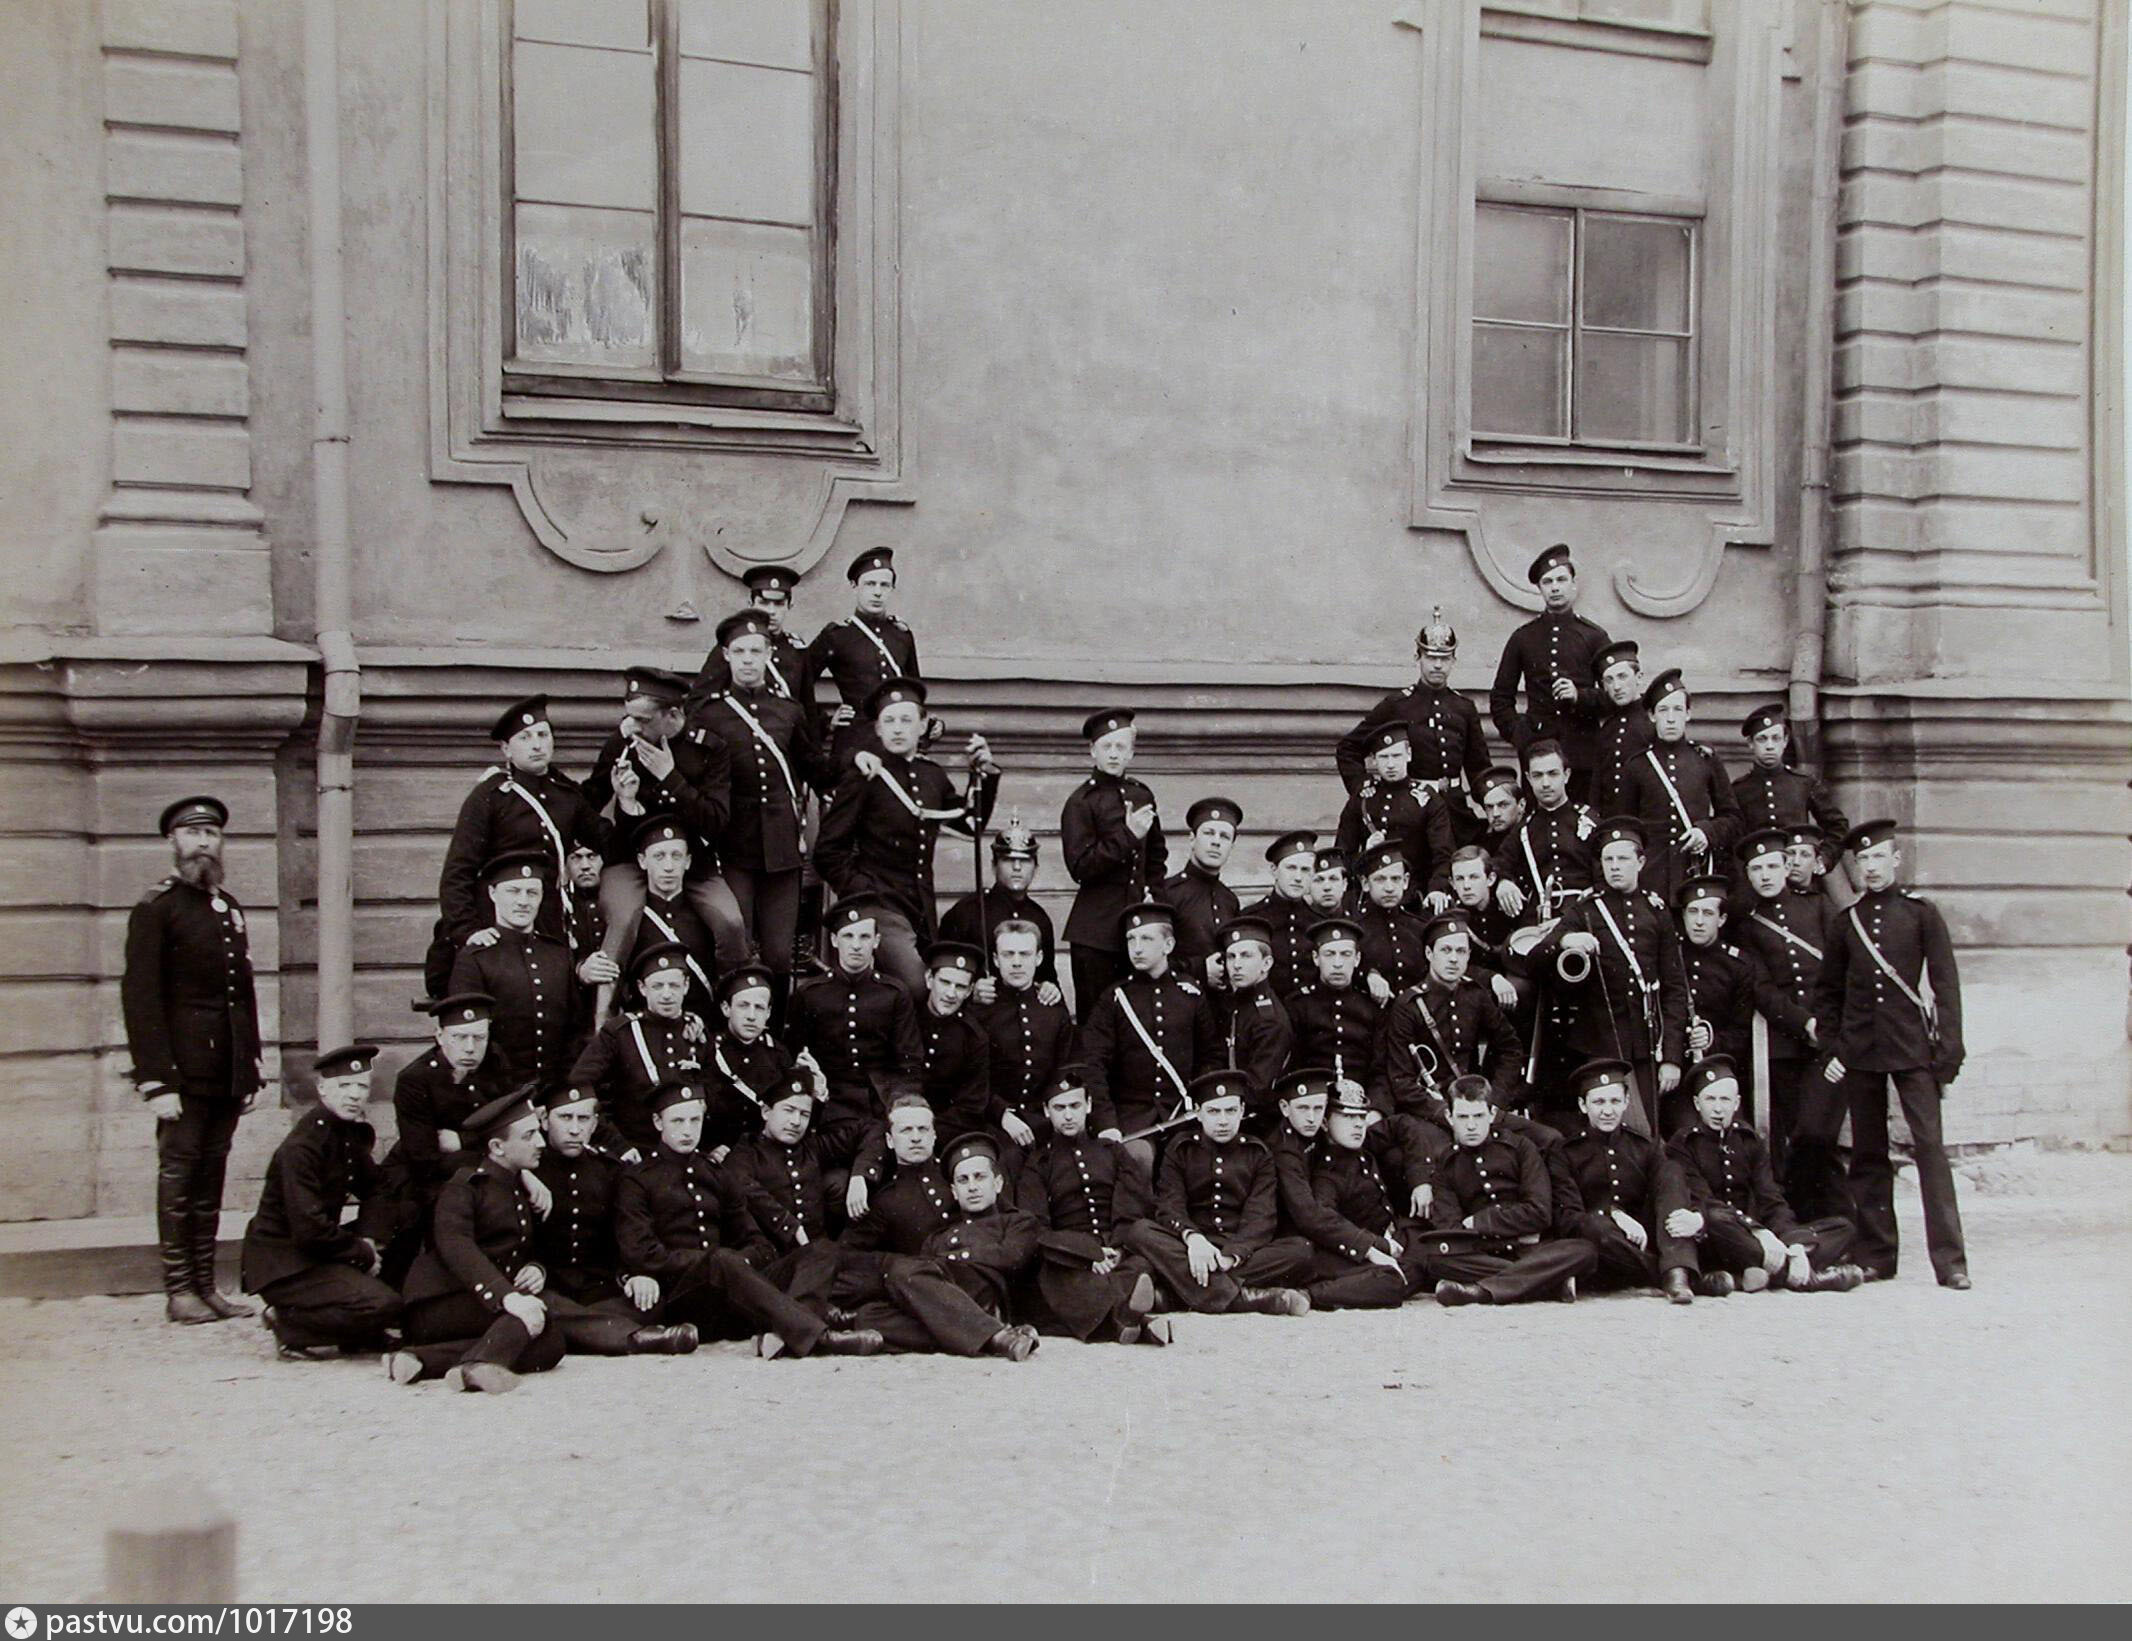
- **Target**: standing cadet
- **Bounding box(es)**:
[1120,1073,1315,1316]
[242,1044,401,1356]
[1077,902,1221,1150]
[690,609,834,994]
[1285,917,1386,1108]
[1301,1081,1435,1309]
[123,795,262,1324]
[804,546,921,770]
[449,851,583,1098]
[428,697,606,998]
[580,667,736,1010]
[1732,703,1850,846]
[1555,1059,1702,1303]
[1381,914,1523,1122]
[1534,817,1689,1132]
[364,993,515,1286]
[1335,723,1458,909]
[1425,1078,1598,1307]
[1354,842,1431,1001]
[1239,830,1321,999]
[1212,915,1295,1122]
[1625,669,1743,907]
[1336,608,1491,841]
[1489,545,1613,801]
[971,919,1076,1148]
[564,943,706,1159]
[1159,796,1244,987]
[815,677,1001,999]
[692,564,811,707]
[914,942,996,1146]
[1813,819,1970,1287]
[940,816,1061,992]
[1014,1069,1168,1346]
[1586,640,1653,819]
[1060,709,1166,1017]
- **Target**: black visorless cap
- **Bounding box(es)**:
[847,546,894,582]
[716,609,775,648]
[1526,543,1573,585]
[742,563,797,595]
[488,695,550,743]
[863,675,927,719]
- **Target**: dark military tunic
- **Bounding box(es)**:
[1625,738,1743,904]
[1735,888,1830,1061]
[1682,938,1801,1069]
[804,613,921,714]
[122,876,261,1101]
[971,984,1076,1131]
[1016,1133,1150,1244]
[241,1107,381,1291]
[565,1008,705,1156]
[1060,770,1167,954]
[1535,886,1691,1069]
[841,1159,956,1254]
[449,928,583,1096]
[532,1146,627,1300]
[726,1131,846,1253]
[1731,761,1848,841]
[687,685,830,873]
[693,628,811,710]
[695,1027,788,1152]
[1077,967,1220,1134]
[1308,1144,1409,1261]
[1153,1130,1282,1257]
[785,969,923,1113]
[615,888,719,1018]
[923,1205,1040,1319]
[1558,1125,1697,1284]
[1284,982,1385,1105]
[1157,864,1240,980]
[1428,1134,1554,1243]
[1588,700,1654,818]
[1815,887,1963,1076]
[616,1148,767,1279]
[382,1051,512,1198]
[919,1005,994,1142]
[1490,800,1596,911]
[1335,779,1458,898]
[938,887,1060,987]
[1335,681,1493,796]
[1237,890,1317,999]
[1667,1122,1802,1241]
[1357,904,1432,996]
[815,753,999,939]
[1489,610,1613,769]
[1214,983,1293,1115]
[402,1159,543,1312]
[580,729,733,873]
[436,766,605,950]
[1381,977,1522,1118]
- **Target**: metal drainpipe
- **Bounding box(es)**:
[1787,0,1848,768]
[307,0,359,1050]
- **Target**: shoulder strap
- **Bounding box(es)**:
[1642,748,1697,838]
[722,692,803,813]
[1845,906,1937,1035]
[850,616,903,676]
[1114,991,1190,1105]
[1748,909,1822,963]
[639,903,716,999]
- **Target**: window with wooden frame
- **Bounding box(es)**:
[1470,200,1699,451]
[504,0,837,413]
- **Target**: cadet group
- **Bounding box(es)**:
[123,542,1974,1392]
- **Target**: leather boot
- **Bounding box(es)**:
[816,1328,885,1356]
[444,1362,519,1393]
[628,1324,700,1354]
[1693,1271,1736,1298]
[1661,1268,1695,1305]
[1236,1286,1310,1317]
[982,1325,1039,1361]
[165,1291,219,1325]
[1803,1263,1867,1294]
[1433,1280,1488,1307]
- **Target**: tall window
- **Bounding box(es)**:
[505,0,836,411]
[1471,201,1697,448]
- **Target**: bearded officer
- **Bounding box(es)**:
[1488,544,1613,802]
[123,795,262,1325]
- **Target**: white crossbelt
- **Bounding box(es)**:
[640,902,716,999]
[1116,991,1190,1106]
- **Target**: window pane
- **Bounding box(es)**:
[680,217,816,380]
[514,202,657,369]
[1473,205,1570,325]
[513,39,655,210]
[678,58,818,226]
[678,0,814,70]
[1575,331,1692,442]
[1473,322,1568,438]
[515,0,649,51]
[1582,216,1692,332]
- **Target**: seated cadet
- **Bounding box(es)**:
[1676,874,1805,1137]
[1159,796,1244,988]
[242,1044,403,1359]
[1664,1057,1865,1295]
[1212,915,1294,1127]
[697,963,800,1161]
[362,993,515,1286]
[841,1093,957,1256]
[1354,841,1431,1002]
[725,1074,875,1300]
[1285,917,1386,1109]
[616,1079,881,1358]
[1556,1059,1704,1304]
[565,941,706,1161]
[1014,1068,1167,1347]
[1120,1071,1314,1316]
[970,918,1077,1153]
[1334,722,1456,911]
[941,816,1062,996]
[1445,846,1532,1010]
[785,893,923,1157]
[1473,765,1529,870]
[607,814,720,1021]
[914,941,997,1147]
[1265,1067,1439,1255]
[1303,1080,1436,1310]
[1078,901,1220,1156]
[1307,847,1352,918]
[531,1086,676,1335]
[1381,913,1522,1123]
[1238,831,1320,999]
[449,850,585,1098]
[391,1090,644,1391]
[921,1133,1041,1333]
[1425,1077,1599,1308]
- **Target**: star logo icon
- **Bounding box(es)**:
[6,1608,36,1640]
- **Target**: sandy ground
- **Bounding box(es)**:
[2,1151,2127,1605]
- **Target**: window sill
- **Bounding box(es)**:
[496,392,873,452]
[1452,437,1741,498]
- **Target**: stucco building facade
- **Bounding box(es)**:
[2,0,2126,1227]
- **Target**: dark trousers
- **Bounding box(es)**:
[156,1095,241,1297]
[1775,1059,1851,1221]
[711,866,802,975]
[1069,946,1124,1022]
[1418,1234,1596,1304]
[658,1246,828,1354]
[1304,1242,1427,1309]
[1577,1218,1699,1292]
[256,1264,402,1350]
[1841,1067,1967,1280]
[399,1292,569,1380]
[1697,1211,1855,1279]
[1032,1251,1155,1340]
[849,1255,1014,1356]
[1119,1223,1315,1313]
